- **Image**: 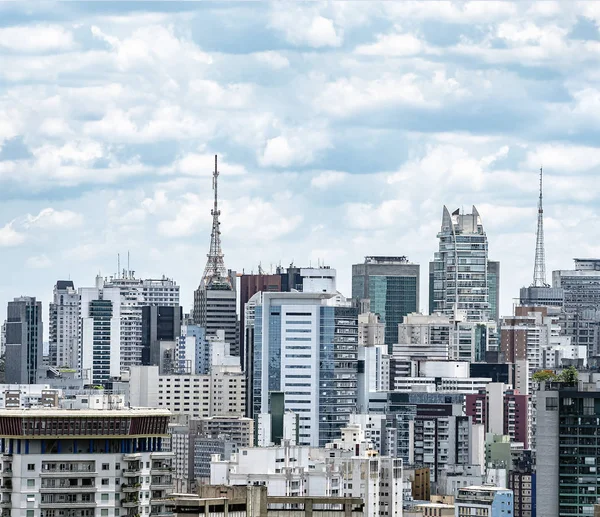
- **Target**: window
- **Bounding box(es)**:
[101,494,109,501]
[115,463,120,470]
[27,479,35,487]
[27,464,35,471]
[102,463,110,470]
[546,397,558,410]
[27,512,34,517]
[102,479,109,485]
[101,510,109,517]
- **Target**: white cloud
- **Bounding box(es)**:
[269,7,342,47]
[0,222,25,247]
[253,51,290,69]
[259,128,332,168]
[345,199,411,230]
[25,208,84,229]
[26,254,52,269]
[355,31,425,57]
[0,25,74,52]
[311,171,348,189]
[523,144,600,173]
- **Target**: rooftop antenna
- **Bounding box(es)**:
[127,251,130,279]
[532,166,549,287]
[117,253,120,279]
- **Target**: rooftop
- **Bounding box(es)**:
[0,407,171,418]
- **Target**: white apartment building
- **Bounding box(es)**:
[128,365,245,421]
[211,423,403,517]
[0,384,62,408]
[79,283,121,384]
[49,280,79,368]
[0,403,173,517]
[141,277,180,307]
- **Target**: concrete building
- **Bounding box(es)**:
[0,403,173,517]
[466,384,530,449]
[352,256,420,349]
[454,486,514,517]
[430,206,497,323]
[0,384,61,408]
[140,276,180,306]
[169,485,365,517]
[79,282,121,384]
[509,469,536,517]
[5,296,43,385]
[49,280,79,368]
[436,465,484,498]
[252,292,358,446]
[553,259,600,355]
[193,285,238,357]
[194,416,254,449]
[391,376,492,394]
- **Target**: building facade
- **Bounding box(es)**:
[352,256,420,349]
[79,285,121,384]
[252,292,358,446]
[5,296,43,385]
[49,280,79,368]
[0,405,173,517]
[455,486,514,517]
[430,206,495,323]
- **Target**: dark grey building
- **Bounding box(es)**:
[141,305,182,373]
[352,256,420,349]
[5,296,43,384]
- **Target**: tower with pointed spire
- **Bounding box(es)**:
[532,167,549,288]
[193,155,239,357]
[519,168,565,307]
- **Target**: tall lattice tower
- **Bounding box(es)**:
[202,154,232,289]
[532,167,549,287]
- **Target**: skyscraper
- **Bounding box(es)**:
[252,292,358,446]
[352,256,420,348]
[430,206,495,322]
[49,280,79,368]
[193,156,239,356]
[79,280,121,384]
[5,296,43,384]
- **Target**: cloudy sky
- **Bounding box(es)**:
[1,1,600,328]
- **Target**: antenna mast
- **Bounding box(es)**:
[201,155,231,289]
[532,167,549,287]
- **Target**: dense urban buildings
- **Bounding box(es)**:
[48,280,79,368]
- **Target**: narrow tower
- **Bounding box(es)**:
[532,167,549,287]
[202,154,231,289]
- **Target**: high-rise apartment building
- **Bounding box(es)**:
[0,403,173,516]
[430,206,498,323]
[49,280,79,368]
[536,380,600,517]
[466,384,530,448]
[5,296,43,385]
[252,292,358,446]
[352,256,420,349]
[79,283,121,384]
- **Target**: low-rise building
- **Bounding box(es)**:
[455,486,513,517]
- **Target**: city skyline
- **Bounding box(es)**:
[1,2,600,322]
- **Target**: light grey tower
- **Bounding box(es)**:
[5,296,43,384]
[193,155,238,356]
[430,206,494,322]
[49,280,79,368]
